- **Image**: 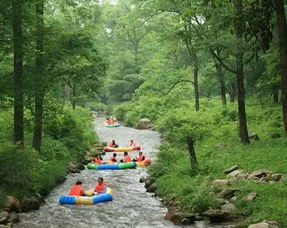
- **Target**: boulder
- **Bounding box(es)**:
[3,196,21,213]
[248,220,280,228]
[164,209,182,225]
[68,162,80,173]
[7,212,19,223]
[0,211,9,224]
[78,164,85,171]
[249,133,260,141]
[202,209,230,222]
[220,188,240,199]
[35,193,45,206]
[144,178,154,188]
[224,165,239,174]
[221,203,236,213]
[21,197,40,212]
[271,174,282,182]
[248,169,271,180]
[228,170,242,178]
[146,183,157,193]
[242,193,257,202]
[136,118,153,130]
[212,179,230,187]
[229,177,240,185]
[139,177,146,183]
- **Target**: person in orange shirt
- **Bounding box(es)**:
[134,151,145,162]
[69,181,86,196]
[108,140,118,148]
[108,153,117,163]
[92,154,103,165]
[129,139,137,147]
[94,177,107,194]
[123,152,132,163]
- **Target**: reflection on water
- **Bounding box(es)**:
[14,118,223,228]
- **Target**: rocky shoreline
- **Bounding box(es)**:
[0,143,103,228]
[141,165,284,228]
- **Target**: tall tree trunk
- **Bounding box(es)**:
[215,63,227,105]
[272,85,279,104]
[229,81,236,102]
[275,0,287,134]
[187,137,198,169]
[12,0,24,146]
[72,82,76,110]
[234,0,250,144]
[194,54,200,111]
[33,0,44,151]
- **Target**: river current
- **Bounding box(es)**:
[14,118,222,228]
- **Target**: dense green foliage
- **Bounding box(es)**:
[0,107,96,205]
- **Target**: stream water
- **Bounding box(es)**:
[14,118,224,228]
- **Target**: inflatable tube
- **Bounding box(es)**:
[87,162,136,170]
[136,159,152,167]
[59,193,113,205]
[104,123,121,128]
[103,146,141,152]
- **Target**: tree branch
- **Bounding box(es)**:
[162,79,195,95]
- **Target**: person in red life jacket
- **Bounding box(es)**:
[123,151,132,163]
[108,140,118,148]
[108,153,117,163]
[69,181,86,196]
[94,177,107,194]
[133,151,146,162]
[129,139,137,147]
[92,154,103,165]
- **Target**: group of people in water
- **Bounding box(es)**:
[69,139,146,197]
[104,117,118,125]
[69,177,107,196]
[93,139,145,164]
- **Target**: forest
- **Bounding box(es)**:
[0,0,287,227]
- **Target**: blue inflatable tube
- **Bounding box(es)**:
[105,124,121,128]
[87,162,136,170]
[59,193,113,205]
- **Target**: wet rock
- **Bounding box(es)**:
[56,176,67,185]
[242,193,257,202]
[164,209,181,225]
[238,173,249,179]
[221,203,236,213]
[35,193,45,206]
[249,133,260,141]
[224,165,239,174]
[3,196,21,213]
[136,118,153,130]
[248,220,280,228]
[228,170,242,177]
[7,212,19,223]
[0,225,9,228]
[220,188,240,199]
[68,162,80,173]
[139,177,146,183]
[212,179,230,187]
[146,183,157,193]
[0,211,9,224]
[181,217,195,225]
[144,178,154,188]
[271,174,282,182]
[78,164,85,170]
[230,196,237,203]
[21,197,40,212]
[202,209,230,222]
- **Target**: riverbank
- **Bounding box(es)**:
[0,107,97,227]
[114,100,287,227]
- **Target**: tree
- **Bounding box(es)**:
[33,0,45,151]
[274,0,287,135]
[12,0,24,146]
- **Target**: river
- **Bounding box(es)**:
[14,118,222,228]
